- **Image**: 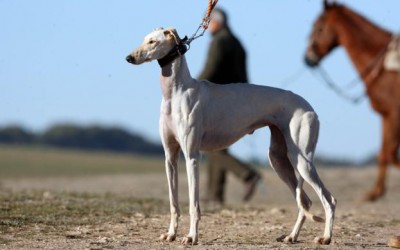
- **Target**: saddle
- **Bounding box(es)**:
[384,35,400,72]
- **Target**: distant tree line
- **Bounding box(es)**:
[0,124,164,156]
[0,124,379,165]
[313,155,376,167]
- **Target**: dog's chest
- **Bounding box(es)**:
[161,95,199,130]
[161,100,172,116]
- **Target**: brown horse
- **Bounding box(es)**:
[305,1,400,201]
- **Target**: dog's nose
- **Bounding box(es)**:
[126,55,135,64]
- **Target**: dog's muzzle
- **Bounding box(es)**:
[126,55,135,64]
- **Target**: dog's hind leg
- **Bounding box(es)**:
[286,112,336,245]
[269,125,313,243]
[160,139,181,242]
[293,156,335,245]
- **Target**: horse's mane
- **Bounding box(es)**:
[328,3,391,37]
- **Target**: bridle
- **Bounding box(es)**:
[308,35,389,105]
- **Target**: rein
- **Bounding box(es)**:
[311,66,366,104]
[310,40,389,105]
[157,0,219,68]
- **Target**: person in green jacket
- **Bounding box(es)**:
[198,8,261,205]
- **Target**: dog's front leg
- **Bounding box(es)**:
[182,150,201,245]
[160,139,181,242]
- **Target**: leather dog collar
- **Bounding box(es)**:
[158,36,189,67]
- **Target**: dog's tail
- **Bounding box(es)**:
[304,209,325,223]
[298,190,325,223]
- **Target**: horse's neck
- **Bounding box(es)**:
[333,7,392,76]
[160,56,193,100]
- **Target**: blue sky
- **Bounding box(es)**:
[1,1,399,162]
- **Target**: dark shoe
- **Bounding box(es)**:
[243,174,261,202]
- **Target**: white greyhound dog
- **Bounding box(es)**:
[126,27,336,245]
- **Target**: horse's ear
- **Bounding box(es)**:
[324,0,331,10]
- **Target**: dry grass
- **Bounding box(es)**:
[1,145,400,249]
[0,190,168,249]
[0,190,166,231]
[0,145,166,178]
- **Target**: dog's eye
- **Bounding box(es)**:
[149,40,155,44]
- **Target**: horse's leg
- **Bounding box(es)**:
[390,113,400,168]
[365,114,399,201]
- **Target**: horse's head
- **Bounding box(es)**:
[305,0,340,67]
[126,28,181,65]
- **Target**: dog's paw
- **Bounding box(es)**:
[160,233,176,242]
[314,236,331,245]
[276,235,296,244]
[181,235,198,246]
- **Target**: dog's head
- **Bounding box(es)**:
[126,27,181,65]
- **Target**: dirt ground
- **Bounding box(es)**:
[1,166,400,249]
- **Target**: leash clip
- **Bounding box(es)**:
[184,0,218,47]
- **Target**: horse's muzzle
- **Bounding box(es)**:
[304,55,319,68]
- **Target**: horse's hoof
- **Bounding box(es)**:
[363,192,380,202]
[388,236,400,248]
[363,188,385,202]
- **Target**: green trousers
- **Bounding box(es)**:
[207,149,258,202]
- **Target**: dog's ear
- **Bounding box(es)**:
[164,28,180,43]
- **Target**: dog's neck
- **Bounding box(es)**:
[160,56,192,100]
